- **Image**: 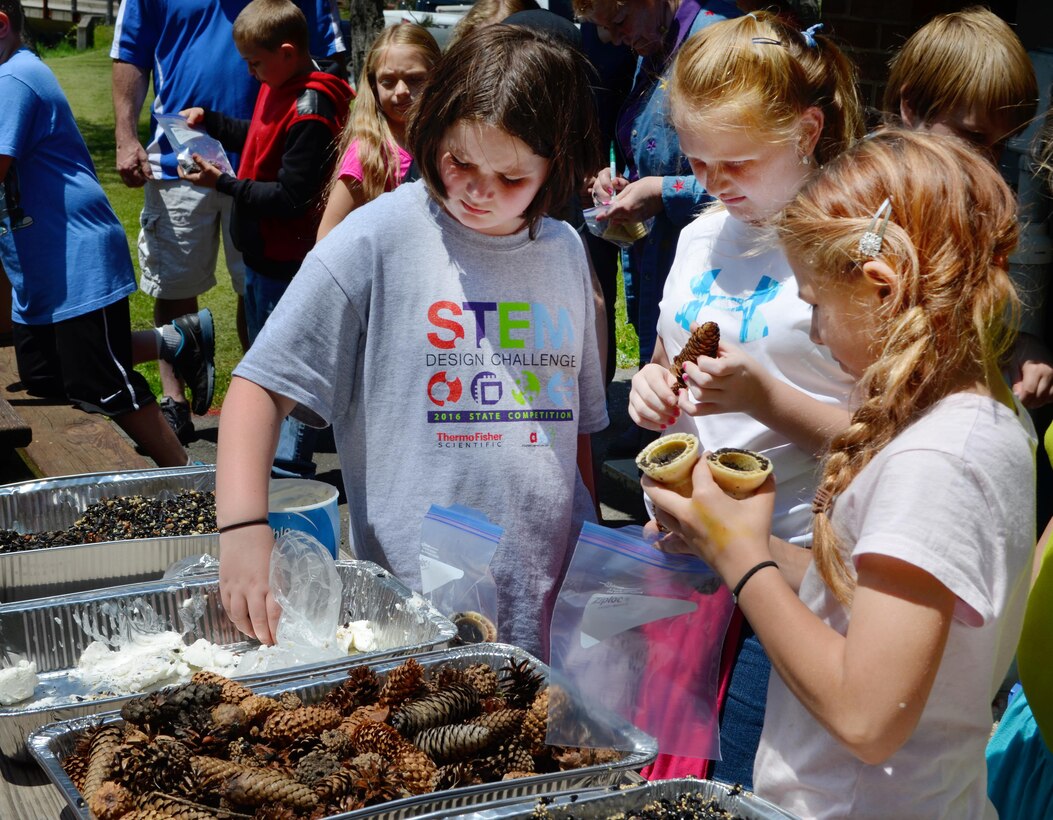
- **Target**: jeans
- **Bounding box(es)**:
[244,267,318,478]
[709,627,770,790]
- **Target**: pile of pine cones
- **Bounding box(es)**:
[62,656,623,819]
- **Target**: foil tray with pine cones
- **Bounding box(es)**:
[28,644,657,820]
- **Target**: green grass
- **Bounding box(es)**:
[38,26,639,409]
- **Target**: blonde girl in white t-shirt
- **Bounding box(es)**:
[647,129,1035,818]
[627,11,862,785]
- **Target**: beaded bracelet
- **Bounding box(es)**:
[217,517,271,535]
[732,560,779,604]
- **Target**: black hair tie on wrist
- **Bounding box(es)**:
[732,560,779,604]
[217,517,271,535]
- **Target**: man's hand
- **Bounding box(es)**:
[116,140,152,188]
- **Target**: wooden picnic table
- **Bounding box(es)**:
[0,754,71,819]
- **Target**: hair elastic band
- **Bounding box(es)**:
[732,560,779,604]
[218,517,271,535]
[858,197,892,257]
[801,23,824,47]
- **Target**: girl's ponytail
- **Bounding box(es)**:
[670,11,864,164]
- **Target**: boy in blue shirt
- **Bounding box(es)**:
[0,1,214,467]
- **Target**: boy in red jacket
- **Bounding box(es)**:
[181,0,352,478]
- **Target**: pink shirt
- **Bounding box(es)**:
[337,139,413,191]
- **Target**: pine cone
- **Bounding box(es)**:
[378,658,427,707]
[462,663,499,697]
[434,761,481,790]
[191,670,253,704]
[86,780,134,820]
[312,768,358,802]
[347,720,407,761]
[520,697,547,755]
[499,659,545,709]
[224,769,319,810]
[349,752,409,805]
[432,665,467,689]
[470,708,525,743]
[81,724,123,803]
[191,754,246,786]
[413,724,492,763]
[319,728,354,759]
[239,694,281,724]
[294,749,342,785]
[261,707,342,745]
[670,321,720,393]
[394,745,438,795]
[278,691,303,711]
[322,665,381,716]
[111,735,194,794]
[391,683,480,736]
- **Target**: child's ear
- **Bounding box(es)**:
[0,12,10,38]
[861,259,897,303]
[280,42,298,62]
[799,107,825,159]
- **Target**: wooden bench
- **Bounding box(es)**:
[0,343,150,479]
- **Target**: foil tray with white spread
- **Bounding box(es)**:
[0,465,217,602]
[29,643,658,820]
[0,559,455,759]
[427,777,798,819]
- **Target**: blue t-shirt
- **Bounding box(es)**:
[0,49,136,325]
[110,0,346,178]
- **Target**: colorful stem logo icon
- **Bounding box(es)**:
[510,370,541,406]
[427,371,463,407]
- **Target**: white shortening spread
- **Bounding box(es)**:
[0,659,39,706]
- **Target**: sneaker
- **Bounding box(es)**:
[160,397,195,444]
[170,308,215,416]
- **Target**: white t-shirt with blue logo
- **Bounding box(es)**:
[657,207,853,543]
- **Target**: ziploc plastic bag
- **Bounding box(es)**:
[582,203,654,249]
[236,531,346,674]
[420,504,502,645]
[547,522,735,757]
[156,113,235,176]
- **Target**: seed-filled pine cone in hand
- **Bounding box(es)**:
[671,322,720,394]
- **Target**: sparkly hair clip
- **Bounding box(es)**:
[858,197,892,258]
[801,23,824,48]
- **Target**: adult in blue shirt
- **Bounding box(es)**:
[110,0,345,444]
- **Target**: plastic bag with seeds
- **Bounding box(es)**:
[547,522,734,758]
[582,203,655,249]
[419,505,502,645]
[236,531,346,674]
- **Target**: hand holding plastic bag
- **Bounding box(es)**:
[236,531,345,674]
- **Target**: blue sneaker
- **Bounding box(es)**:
[171,308,215,416]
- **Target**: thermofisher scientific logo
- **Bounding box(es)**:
[436,431,503,448]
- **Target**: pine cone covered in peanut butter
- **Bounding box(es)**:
[190,670,253,704]
[223,768,319,810]
[261,706,342,744]
[671,321,720,394]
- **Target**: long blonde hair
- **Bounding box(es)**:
[777,129,1020,604]
[328,24,440,203]
[670,11,864,166]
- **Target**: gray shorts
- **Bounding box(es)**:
[137,179,246,299]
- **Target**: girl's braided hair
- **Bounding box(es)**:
[776,128,1020,604]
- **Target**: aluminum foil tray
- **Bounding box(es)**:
[430,777,798,819]
[0,559,455,759]
[0,465,217,602]
[29,643,657,820]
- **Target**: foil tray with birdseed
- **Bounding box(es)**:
[0,465,218,602]
[0,560,455,759]
[422,777,798,819]
[28,643,657,820]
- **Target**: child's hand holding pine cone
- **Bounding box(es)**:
[671,322,720,395]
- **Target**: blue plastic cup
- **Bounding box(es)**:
[267,478,340,559]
